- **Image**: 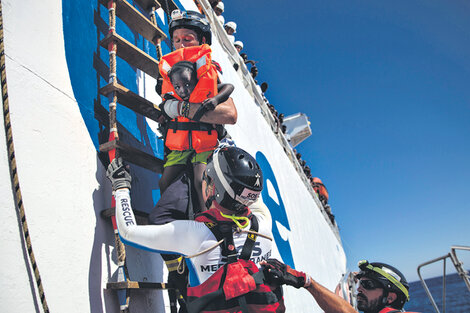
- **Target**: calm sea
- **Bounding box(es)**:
[404,273,470,312]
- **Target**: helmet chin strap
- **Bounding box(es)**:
[205,195,215,210]
[381,290,390,306]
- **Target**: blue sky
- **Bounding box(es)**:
[222,0,470,282]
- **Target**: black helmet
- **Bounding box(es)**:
[169,10,212,45]
[357,260,410,309]
[205,146,263,212]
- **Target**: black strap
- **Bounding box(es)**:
[185,174,195,221]
[186,289,224,313]
[182,152,198,220]
[189,216,259,313]
[237,296,249,313]
[167,120,215,133]
[198,212,218,225]
[218,222,237,264]
[204,195,215,211]
[202,215,259,262]
[200,218,233,259]
[240,215,259,260]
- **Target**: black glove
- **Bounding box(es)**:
[262,258,306,289]
[155,77,163,96]
[106,157,132,191]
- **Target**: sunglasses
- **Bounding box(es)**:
[359,279,381,290]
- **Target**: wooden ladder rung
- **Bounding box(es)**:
[99,0,166,44]
[99,0,161,12]
[159,0,178,14]
[99,82,161,122]
[101,207,150,225]
[107,281,173,290]
[100,139,164,173]
[134,0,161,11]
[100,31,159,78]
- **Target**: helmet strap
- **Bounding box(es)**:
[205,195,215,210]
[381,290,389,305]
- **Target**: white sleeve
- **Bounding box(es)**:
[114,189,208,256]
[163,99,180,119]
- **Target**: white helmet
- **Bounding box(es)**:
[224,21,237,33]
[234,41,244,49]
[215,2,224,12]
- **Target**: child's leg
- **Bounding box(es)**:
[159,164,186,194]
[193,163,207,212]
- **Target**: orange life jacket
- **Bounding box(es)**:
[186,210,284,313]
[311,177,329,203]
[159,45,219,153]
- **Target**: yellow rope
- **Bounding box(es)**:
[0,3,50,312]
[219,212,250,229]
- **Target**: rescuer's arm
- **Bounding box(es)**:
[107,158,207,256]
[113,189,206,255]
[200,83,235,111]
[161,97,237,125]
[261,259,357,313]
[189,96,237,124]
[304,277,358,313]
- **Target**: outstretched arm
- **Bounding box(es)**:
[304,276,358,313]
[113,189,205,255]
[261,259,357,313]
[107,158,207,256]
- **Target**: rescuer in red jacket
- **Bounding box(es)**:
[261,259,418,313]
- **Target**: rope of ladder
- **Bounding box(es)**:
[106,2,131,312]
[164,0,174,51]
[0,2,50,313]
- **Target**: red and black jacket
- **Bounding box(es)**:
[186,211,284,313]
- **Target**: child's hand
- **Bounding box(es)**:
[201,97,219,111]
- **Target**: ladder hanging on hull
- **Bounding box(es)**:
[97,0,177,312]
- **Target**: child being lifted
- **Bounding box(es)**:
[158,44,234,212]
